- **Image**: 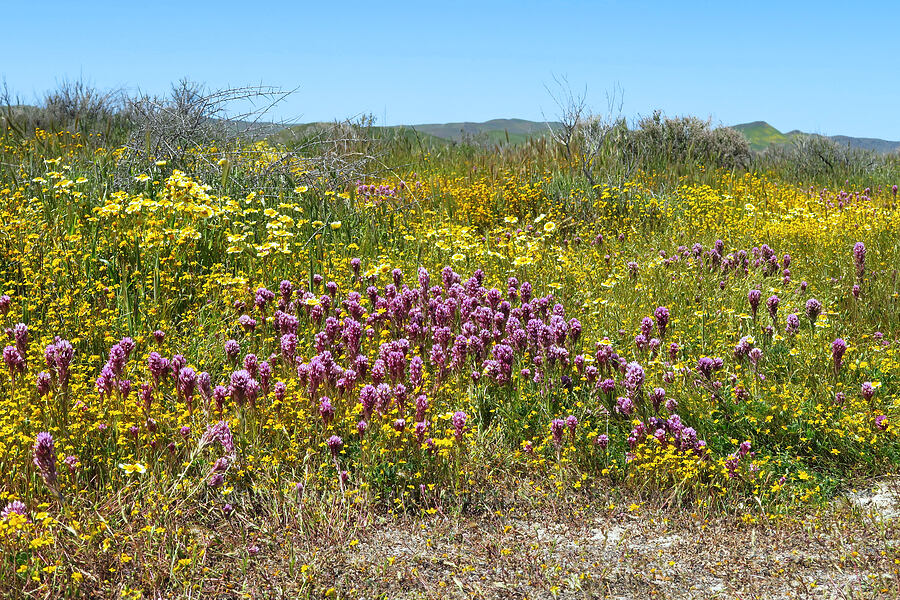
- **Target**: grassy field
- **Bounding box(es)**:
[1,101,900,598]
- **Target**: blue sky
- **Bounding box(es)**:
[3,1,899,138]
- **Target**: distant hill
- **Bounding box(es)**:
[7,104,897,155]
[814,134,900,154]
[271,118,560,148]
[408,118,558,144]
[731,121,789,151]
[269,122,452,148]
[732,121,900,154]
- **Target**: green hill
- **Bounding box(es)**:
[731,121,789,151]
[269,122,451,149]
[270,118,558,149]
[732,121,900,154]
[409,118,557,143]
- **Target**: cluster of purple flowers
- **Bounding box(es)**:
[695,356,724,380]
[627,413,706,460]
[38,337,74,394]
[2,323,30,379]
[222,266,590,453]
[1,500,27,521]
[724,440,753,479]
[748,290,762,318]
[356,182,402,198]
[201,420,236,455]
[95,337,136,398]
[675,242,797,283]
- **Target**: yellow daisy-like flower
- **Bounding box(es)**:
[118,462,147,475]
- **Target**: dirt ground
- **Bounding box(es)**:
[245,480,900,599]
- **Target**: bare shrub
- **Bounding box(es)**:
[123,80,288,166]
[43,78,122,127]
[545,80,750,195]
[758,134,885,184]
[546,79,628,189]
[119,81,391,196]
[1,78,123,136]
[544,75,587,162]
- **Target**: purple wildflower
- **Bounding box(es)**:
[627,261,639,279]
[319,397,335,425]
[452,411,467,441]
[785,313,800,336]
[624,361,645,396]
[748,347,763,366]
[805,298,821,326]
[766,295,779,322]
[832,338,847,372]
[36,371,52,396]
[616,396,635,416]
[748,289,761,318]
[230,369,252,405]
[550,419,565,448]
[654,306,670,337]
[13,323,28,358]
[861,382,875,402]
[1,500,27,521]
[3,346,25,377]
[202,421,235,455]
[853,242,866,279]
[147,351,170,384]
[566,415,578,439]
[32,432,57,490]
[326,435,343,457]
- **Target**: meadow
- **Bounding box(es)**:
[1,89,900,598]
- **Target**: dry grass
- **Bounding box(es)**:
[25,480,897,599]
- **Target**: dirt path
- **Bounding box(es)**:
[314,483,900,599]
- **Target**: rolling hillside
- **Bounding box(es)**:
[270,118,559,148]
[732,121,900,154]
[408,118,558,144]
[731,121,789,151]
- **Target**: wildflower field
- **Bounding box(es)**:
[2,114,900,598]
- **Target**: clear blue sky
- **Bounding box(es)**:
[3,1,899,139]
